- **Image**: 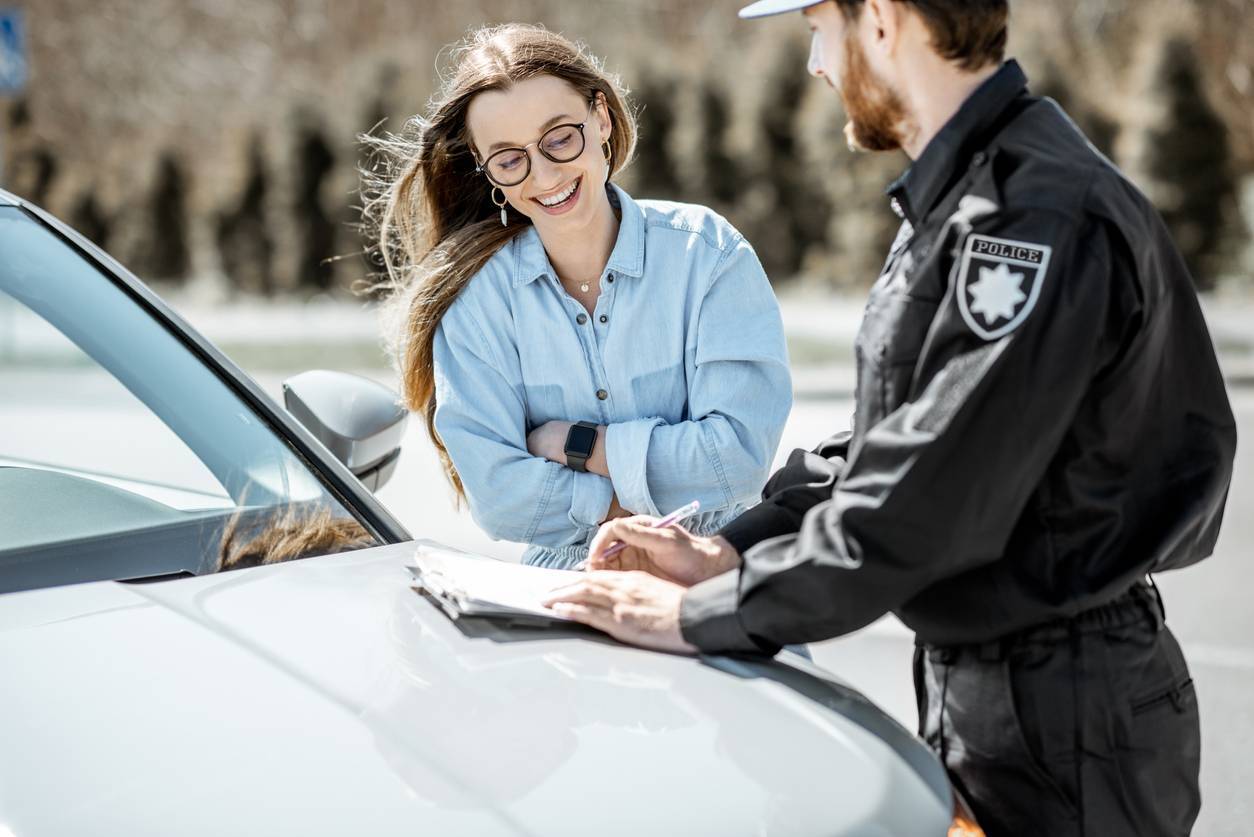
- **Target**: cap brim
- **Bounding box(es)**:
[738,0,825,19]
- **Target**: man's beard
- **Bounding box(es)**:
[838,35,910,152]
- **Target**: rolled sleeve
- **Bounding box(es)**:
[604,417,666,516]
[680,569,780,655]
[433,306,613,549]
[604,235,791,518]
[569,470,615,529]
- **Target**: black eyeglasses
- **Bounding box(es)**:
[475,100,598,187]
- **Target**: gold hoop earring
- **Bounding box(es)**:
[491,186,508,227]
[601,140,612,162]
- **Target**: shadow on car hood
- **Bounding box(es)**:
[0,541,949,836]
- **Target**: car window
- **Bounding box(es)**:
[0,298,234,509]
[0,206,380,594]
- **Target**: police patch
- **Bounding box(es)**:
[956,234,1052,340]
[953,234,1053,338]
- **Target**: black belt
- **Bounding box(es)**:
[922,580,1167,664]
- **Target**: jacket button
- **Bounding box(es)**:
[972,151,988,168]
[599,315,608,324]
[596,389,608,400]
[576,313,587,325]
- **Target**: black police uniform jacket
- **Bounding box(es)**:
[681,60,1238,653]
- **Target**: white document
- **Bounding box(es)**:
[409,545,582,623]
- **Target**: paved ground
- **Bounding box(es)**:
[183,292,1254,834]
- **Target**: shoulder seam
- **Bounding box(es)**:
[642,216,732,253]
[709,230,745,275]
[444,281,506,370]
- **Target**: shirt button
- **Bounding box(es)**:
[596,389,608,401]
[599,315,608,324]
[607,275,615,283]
[576,313,587,325]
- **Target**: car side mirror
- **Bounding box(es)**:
[282,370,408,492]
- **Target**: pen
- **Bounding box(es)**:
[577,500,702,570]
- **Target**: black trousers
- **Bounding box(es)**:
[914,583,1201,837]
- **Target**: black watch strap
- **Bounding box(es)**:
[564,421,599,473]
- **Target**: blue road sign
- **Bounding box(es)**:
[0,8,27,94]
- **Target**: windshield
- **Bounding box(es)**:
[0,206,380,594]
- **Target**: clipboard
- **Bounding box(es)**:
[408,545,582,625]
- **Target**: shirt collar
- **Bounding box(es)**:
[512,182,646,287]
[886,59,1029,225]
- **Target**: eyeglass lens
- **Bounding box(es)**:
[485,122,587,186]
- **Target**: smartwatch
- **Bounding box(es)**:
[564,421,599,473]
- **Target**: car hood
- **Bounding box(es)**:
[0,542,949,836]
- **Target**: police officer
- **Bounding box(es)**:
[544,1,1238,834]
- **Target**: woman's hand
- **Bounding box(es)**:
[601,494,632,524]
[526,420,572,465]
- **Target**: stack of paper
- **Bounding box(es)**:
[409,545,583,625]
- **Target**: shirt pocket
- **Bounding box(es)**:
[517,330,593,426]
[855,290,941,421]
[627,364,689,421]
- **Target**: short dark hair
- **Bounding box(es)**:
[834,0,1009,71]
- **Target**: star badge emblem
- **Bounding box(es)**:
[968,262,1027,325]
[956,233,1053,340]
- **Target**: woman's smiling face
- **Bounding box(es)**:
[466,75,613,233]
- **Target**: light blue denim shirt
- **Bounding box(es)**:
[432,184,792,568]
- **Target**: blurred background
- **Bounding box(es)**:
[2,1,1253,834]
[2,0,1253,298]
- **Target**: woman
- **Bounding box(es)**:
[366,24,791,569]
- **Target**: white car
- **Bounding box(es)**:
[0,188,970,836]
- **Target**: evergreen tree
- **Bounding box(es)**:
[5,98,58,205]
[142,155,191,281]
[632,77,680,199]
[696,83,739,208]
[216,141,274,295]
[754,36,832,279]
[294,126,337,291]
[69,193,110,251]
[1143,38,1237,290]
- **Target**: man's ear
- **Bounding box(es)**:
[863,0,904,57]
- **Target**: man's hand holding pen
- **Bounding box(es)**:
[584,518,741,585]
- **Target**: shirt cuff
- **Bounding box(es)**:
[604,417,665,516]
[569,471,614,530]
[717,499,799,558]
[680,569,780,656]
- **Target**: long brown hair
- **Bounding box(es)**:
[362,24,637,499]
[216,506,374,571]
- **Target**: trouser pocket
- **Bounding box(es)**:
[1102,626,1201,837]
[918,650,1079,837]
[1129,676,1194,715]
[917,617,1203,837]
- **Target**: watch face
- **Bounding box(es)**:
[565,423,598,456]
